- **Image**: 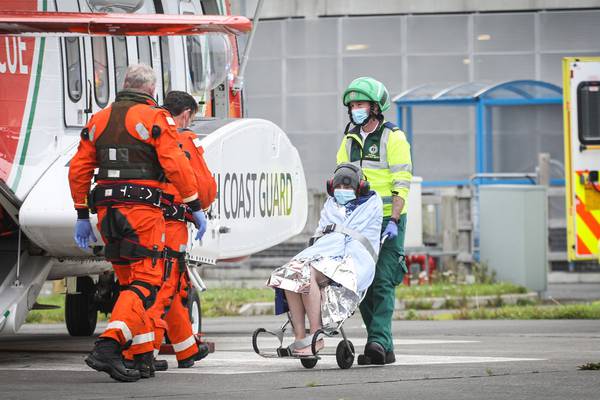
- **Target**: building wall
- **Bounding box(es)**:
[240,9,600,189]
[232,0,600,18]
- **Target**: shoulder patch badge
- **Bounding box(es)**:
[135,123,149,140]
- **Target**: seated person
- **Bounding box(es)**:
[267,163,383,355]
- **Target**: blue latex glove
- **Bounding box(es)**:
[382,220,398,240]
[74,219,97,249]
[192,210,207,241]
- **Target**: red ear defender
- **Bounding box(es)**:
[326,178,335,196]
[357,179,370,196]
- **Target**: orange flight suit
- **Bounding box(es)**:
[125,128,216,361]
[68,91,199,354]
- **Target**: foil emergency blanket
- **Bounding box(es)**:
[268,255,360,328]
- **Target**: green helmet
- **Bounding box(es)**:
[342,77,390,113]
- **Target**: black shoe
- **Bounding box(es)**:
[133,352,155,378]
[125,356,167,372]
[385,351,396,364]
[85,339,141,382]
[363,342,386,365]
[194,344,210,361]
[177,355,195,369]
[153,358,168,371]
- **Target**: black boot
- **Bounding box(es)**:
[153,358,169,371]
[385,351,396,364]
[357,342,386,365]
[85,339,141,382]
[194,343,210,361]
[133,352,156,378]
[125,356,168,372]
[177,355,195,369]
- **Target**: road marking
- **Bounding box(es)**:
[0,336,543,376]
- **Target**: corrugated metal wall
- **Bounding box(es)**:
[242,10,600,190]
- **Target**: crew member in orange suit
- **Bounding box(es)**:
[68,64,207,382]
[123,91,216,370]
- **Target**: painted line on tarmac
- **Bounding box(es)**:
[0,352,543,375]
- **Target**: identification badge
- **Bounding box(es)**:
[104,189,113,197]
[166,116,176,126]
[108,170,120,178]
[192,137,202,148]
[109,148,117,161]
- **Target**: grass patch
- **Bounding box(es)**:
[26,294,109,324]
[452,302,600,320]
[396,282,527,300]
[28,289,276,323]
[201,288,274,317]
[579,362,600,370]
[442,297,468,309]
[404,300,433,310]
[26,294,65,324]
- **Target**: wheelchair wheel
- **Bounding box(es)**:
[300,358,318,369]
[336,340,355,369]
[252,328,266,355]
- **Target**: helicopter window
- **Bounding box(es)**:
[137,37,152,67]
[64,37,82,102]
[92,37,110,107]
[200,0,221,14]
[113,36,129,91]
[186,36,205,96]
[186,34,231,96]
[577,81,600,145]
[160,36,171,98]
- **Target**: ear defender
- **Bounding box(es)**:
[357,179,370,196]
[326,178,335,196]
[326,164,370,197]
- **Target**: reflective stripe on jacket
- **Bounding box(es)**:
[69,90,198,210]
[336,120,412,216]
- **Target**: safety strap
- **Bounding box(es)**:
[163,247,187,281]
[105,238,163,268]
[313,223,378,263]
[161,201,192,222]
[121,280,158,310]
[89,183,169,210]
[383,121,400,132]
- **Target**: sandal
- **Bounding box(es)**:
[288,335,324,356]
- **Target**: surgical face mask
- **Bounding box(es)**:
[334,188,356,205]
[351,108,369,125]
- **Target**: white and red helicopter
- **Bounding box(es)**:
[0,0,307,337]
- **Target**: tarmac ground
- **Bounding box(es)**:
[0,315,599,400]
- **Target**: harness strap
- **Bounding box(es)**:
[161,202,192,222]
[313,223,378,263]
[121,280,158,309]
[89,183,168,211]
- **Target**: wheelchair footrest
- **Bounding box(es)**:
[277,347,292,357]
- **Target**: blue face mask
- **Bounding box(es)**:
[334,188,356,205]
[351,108,369,125]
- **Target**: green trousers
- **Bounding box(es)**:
[359,214,407,353]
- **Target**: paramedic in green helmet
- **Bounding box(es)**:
[336,76,412,365]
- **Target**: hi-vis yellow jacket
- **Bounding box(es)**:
[336,121,412,216]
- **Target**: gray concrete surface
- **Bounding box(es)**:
[0,316,599,399]
[546,283,600,301]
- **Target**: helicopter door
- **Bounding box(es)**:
[57,0,87,126]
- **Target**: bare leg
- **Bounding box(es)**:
[288,267,326,355]
[284,290,306,340]
[301,267,325,334]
